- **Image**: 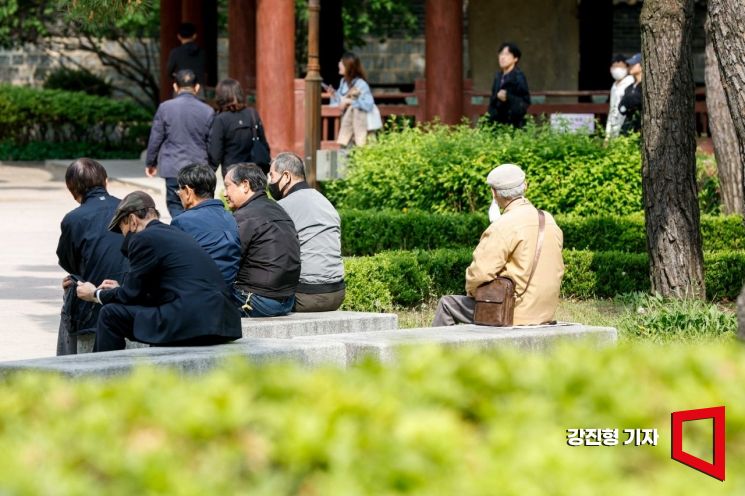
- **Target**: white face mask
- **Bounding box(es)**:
[611,67,629,81]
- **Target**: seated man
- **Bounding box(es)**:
[224,163,301,317]
[268,152,345,312]
[171,163,241,288]
[76,191,242,352]
[56,158,129,355]
[433,164,564,326]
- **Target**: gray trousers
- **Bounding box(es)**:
[294,289,346,312]
[432,295,475,326]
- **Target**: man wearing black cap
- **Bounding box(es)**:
[76,191,242,352]
[619,53,643,135]
[145,69,214,218]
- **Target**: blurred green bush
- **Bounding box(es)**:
[342,249,745,311]
[0,85,151,160]
[0,344,742,494]
[324,122,642,216]
[43,67,113,97]
[338,210,745,255]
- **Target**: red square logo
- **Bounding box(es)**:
[671,406,725,481]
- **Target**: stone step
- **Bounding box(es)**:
[299,323,618,364]
[0,323,618,378]
[75,311,398,353]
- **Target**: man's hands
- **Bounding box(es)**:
[145,166,157,177]
[497,89,507,102]
[76,279,120,303]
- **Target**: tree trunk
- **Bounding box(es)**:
[640,0,705,298]
[708,0,745,337]
[705,18,744,215]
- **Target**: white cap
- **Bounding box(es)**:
[486,164,526,190]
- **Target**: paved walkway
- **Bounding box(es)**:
[0,161,169,361]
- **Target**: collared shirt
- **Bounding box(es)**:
[465,198,564,325]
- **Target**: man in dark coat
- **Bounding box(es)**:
[619,53,643,135]
[56,158,129,355]
[166,22,206,86]
[224,163,301,317]
[145,69,214,219]
[487,42,531,128]
[76,191,242,352]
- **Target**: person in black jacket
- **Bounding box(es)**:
[76,191,242,352]
[487,42,531,128]
[56,158,129,355]
[208,79,271,176]
[224,163,300,317]
[619,52,643,135]
[166,23,206,86]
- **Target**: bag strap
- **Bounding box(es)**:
[246,108,260,141]
[516,209,545,298]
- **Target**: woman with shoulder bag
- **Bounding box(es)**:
[326,52,379,147]
[208,78,271,176]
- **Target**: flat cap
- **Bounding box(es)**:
[486,164,526,190]
[626,53,642,66]
[108,191,156,233]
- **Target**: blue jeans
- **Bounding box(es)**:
[234,288,295,318]
[165,178,184,219]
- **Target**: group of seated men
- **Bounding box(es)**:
[58,153,344,353]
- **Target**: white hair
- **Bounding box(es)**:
[494,182,526,200]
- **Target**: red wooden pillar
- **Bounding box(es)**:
[159,0,181,102]
[425,0,463,123]
[228,0,257,93]
[256,0,295,153]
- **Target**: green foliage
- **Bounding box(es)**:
[617,293,737,343]
[338,209,745,255]
[0,344,744,494]
[43,67,112,97]
[342,249,745,311]
[325,122,643,216]
[0,141,141,161]
[60,0,154,27]
[0,85,151,159]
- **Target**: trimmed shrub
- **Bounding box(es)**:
[0,85,151,159]
[338,210,745,255]
[342,249,745,311]
[43,67,113,97]
[0,344,743,494]
[324,122,642,216]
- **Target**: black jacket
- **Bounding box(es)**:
[488,67,531,128]
[56,187,129,336]
[99,221,242,344]
[166,41,206,84]
[208,107,270,176]
[233,191,301,298]
[619,82,642,135]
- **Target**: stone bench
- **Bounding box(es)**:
[75,311,398,353]
[0,323,617,377]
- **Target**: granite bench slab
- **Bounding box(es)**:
[298,323,618,364]
[76,311,398,353]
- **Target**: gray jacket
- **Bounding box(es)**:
[145,92,214,178]
[277,183,344,291]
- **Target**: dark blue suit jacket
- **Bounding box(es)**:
[99,221,242,344]
[57,187,129,334]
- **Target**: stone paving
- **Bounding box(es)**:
[0,161,168,361]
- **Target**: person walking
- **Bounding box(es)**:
[605,54,635,141]
[208,78,271,176]
[619,53,643,135]
[487,42,531,128]
[327,52,376,147]
[145,69,214,218]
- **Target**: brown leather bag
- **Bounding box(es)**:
[473,209,546,327]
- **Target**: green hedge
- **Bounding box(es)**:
[0,85,151,159]
[324,122,642,216]
[342,249,745,311]
[338,210,745,255]
[0,344,743,494]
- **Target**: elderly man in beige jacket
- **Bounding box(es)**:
[432,164,565,326]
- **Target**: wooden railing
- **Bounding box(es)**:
[296,80,709,150]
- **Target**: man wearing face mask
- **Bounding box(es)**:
[268,153,345,312]
[605,54,635,141]
[75,191,242,352]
